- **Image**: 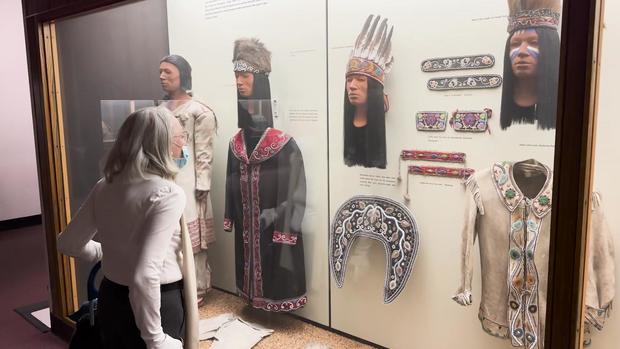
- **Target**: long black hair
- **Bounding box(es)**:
[343,77,387,169]
[237,73,273,131]
[161,54,192,98]
[500,27,560,130]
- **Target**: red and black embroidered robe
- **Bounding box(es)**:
[224,127,307,311]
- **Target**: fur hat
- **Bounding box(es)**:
[233,38,272,75]
[507,0,561,33]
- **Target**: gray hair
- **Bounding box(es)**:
[103,106,178,182]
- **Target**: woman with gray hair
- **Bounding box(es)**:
[58,107,191,349]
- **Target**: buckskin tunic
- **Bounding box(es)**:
[453,161,615,348]
[224,127,307,311]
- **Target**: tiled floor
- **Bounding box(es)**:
[0,225,66,348]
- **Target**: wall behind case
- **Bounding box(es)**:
[166,0,330,326]
[55,0,170,303]
[589,1,620,347]
[0,0,40,221]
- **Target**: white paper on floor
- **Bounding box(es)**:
[31,307,51,328]
[199,314,273,349]
[199,313,235,340]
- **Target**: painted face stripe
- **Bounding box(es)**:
[510,46,540,62]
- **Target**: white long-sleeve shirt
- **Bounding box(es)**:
[57,174,186,349]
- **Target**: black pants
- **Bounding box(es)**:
[97,277,185,349]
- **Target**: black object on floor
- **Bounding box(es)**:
[14,300,50,333]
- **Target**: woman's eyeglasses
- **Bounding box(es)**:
[173,131,189,143]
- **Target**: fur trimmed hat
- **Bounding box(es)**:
[233,38,272,75]
[507,0,561,32]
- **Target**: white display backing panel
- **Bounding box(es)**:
[166,0,329,325]
[167,0,565,347]
[589,1,620,347]
[327,1,555,348]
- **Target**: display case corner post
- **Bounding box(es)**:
[546,0,605,347]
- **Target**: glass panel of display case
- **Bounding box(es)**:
[166,0,330,324]
[583,1,620,347]
[327,1,563,348]
[55,0,169,304]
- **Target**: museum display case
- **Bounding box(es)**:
[21,0,608,347]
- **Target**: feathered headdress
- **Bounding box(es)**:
[507,0,561,33]
[233,38,272,75]
[347,15,394,85]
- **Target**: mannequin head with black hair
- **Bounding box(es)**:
[232,38,273,137]
[500,0,561,130]
[342,14,394,169]
[235,71,273,132]
[160,54,193,101]
[343,74,387,169]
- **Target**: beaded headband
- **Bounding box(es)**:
[508,8,560,33]
[233,60,265,75]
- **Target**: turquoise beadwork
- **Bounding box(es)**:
[538,195,550,206]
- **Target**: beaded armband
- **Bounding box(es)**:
[427,74,502,91]
[421,54,495,72]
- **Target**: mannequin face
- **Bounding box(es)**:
[160,62,182,94]
[170,117,186,158]
[510,29,540,79]
[235,72,254,97]
[346,74,368,106]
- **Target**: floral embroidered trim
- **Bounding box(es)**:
[347,57,386,85]
[330,195,419,303]
[508,8,560,33]
[272,231,298,245]
[491,162,553,217]
[421,54,495,72]
[186,218,209,254]
[450,109,492,133]
[238,288,307,312]
[237,162,266,299]
[427,74,502,91]
[507,199,543,349]
[416,111,448,131]
[401,150,466,163]
[250,165,263,298]
[223,218,233,232]
[239,163,251,296]
[408,165,474,179]
[230,128,292,164]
